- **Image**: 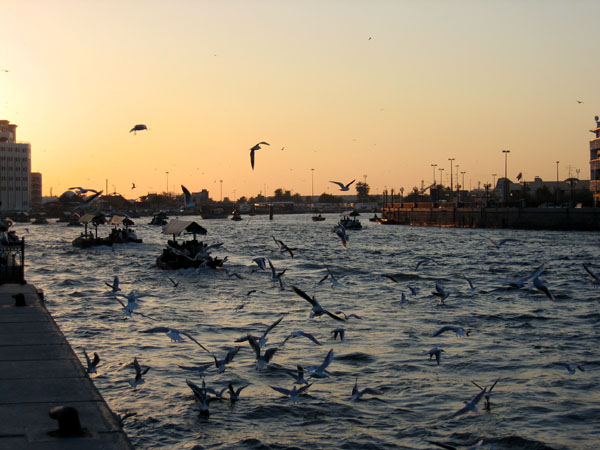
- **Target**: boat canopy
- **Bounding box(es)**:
[79,213,106,225]
[109,215,135,226]
[162,219,207,236]
[340,210,360,217]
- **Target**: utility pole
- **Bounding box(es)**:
[448,158,455,202]
[431,163,437,184]
[220,179,223,202]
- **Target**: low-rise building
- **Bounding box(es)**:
[0,120,31,212]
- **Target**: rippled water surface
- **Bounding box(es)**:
[16,214,600,449]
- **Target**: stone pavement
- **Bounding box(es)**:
[0,283,133,449]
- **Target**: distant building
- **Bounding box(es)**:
[0,120,31,212]
[30,172,42,209]
[589,116,600,204]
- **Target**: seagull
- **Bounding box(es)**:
[131,183,136,189]
[105,276,121,293]
[221,268,244,280]
[76,190,103,210]
[270,383,312,403]
[331,328,345,341]
[408,285,418,296]
[228,383,250,403]
[462,274,475,291]
[82,349,100,374]
[181,185,195,209]
[186,378,221,416]
[306,348,334,378]
[252,257,267,271]
[129,124,148,134]
[177,363,212,377]
[318,267,342,286]
[399,292,409,304]
[426,347,444,365]
[250,141,269,169]
[267,258,287,290]
[167,276,179,288]
[140,327,210,353]
[532,277,555,301]
[577,100,584,104]
[68,186,100,195]
[500,263,546,288]
[248,334,278,370]
[235,316,283,347]
[212,347,241,373]
[129,357,150,388]
[554,362,585,375]
[114,290,155,317]
[351,377,383,401]
[452,386,487,417]
[272,236,296,258]
[332,223,349,248]
[281,330,322,346]
[339,312,362,321]
[433,325,471,337]
[487,237,517,249]
[382,274,399,283]
[471,378,501,410]
[287,365,310,385]
[291,286,346,321]
[582,263,600,286]
[113,411,137,427]
[415,257,434,270]
[432,282,449,305]
[329,180,356,191]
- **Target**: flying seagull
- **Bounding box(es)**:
[140,326,210,353]
[105,276,121,293]
[332,223,349,248]
[471,378,501,410]
[273,236,296,258]
[433,325,471,337]
[83,349,100,374]
[281,330,322,346]
[329,180,356,191]
[186,378,221,416]
[306,348,334,378]
[554,362,585,375]
[270,383,312,403]
[582,263,600,286]
[131,183,136,189]
[487,237,517,249]
[129,357,150,388]
[248,334,278,370]
[532,277,555,301]
[227,383,250,403]
[212,347,241,373]
[452,386,487,417]
[181,185,195,209]
[250,141,269,169]
[291,286,346,321]
[129,124,148,134]
[426,347,444,365]
[351,377,383,401]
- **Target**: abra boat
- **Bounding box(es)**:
[107,215,142,244]
[339,210,362,229]
[311,212,326,222]
[231,210,243,221]
[156,219,225,270]
[149,211,168,226]
[72,213,113,248]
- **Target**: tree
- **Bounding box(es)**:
[318,192,342,203]
[355,182,370,201]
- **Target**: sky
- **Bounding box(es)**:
[1,0,599,200]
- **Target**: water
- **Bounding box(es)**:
[16,214,600,449]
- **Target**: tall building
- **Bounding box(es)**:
[0,120,31,212]
[30,172,42,210]
[590,115,600,204]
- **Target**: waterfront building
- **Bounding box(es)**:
[0,120,31,212]
[30,172,42,210]
[589,115,600,204]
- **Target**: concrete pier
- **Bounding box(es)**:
[0,283,132,449]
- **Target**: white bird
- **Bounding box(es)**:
[331,328,345,341]
[471,378,501,410]
[186,378,221,416]
[129,357,150,388]
[452,386,487,417]
[318,267,342,286]
[252,257,267,271]
[248,334,278,370]
[426,347,444,365]
[267,258,287,290]
[227,383,250,403]
[181,185,195,209]
[68,186,100,195]
[306,348,334,378]
[532,277,555,301]
[500,263,546,288]
[82,349,100,374]
[281,330,322,346]
[432,282,449,305]
[287,365,310,385]
[291,286,346,321]
[250,141,269,169]
[235,316,283,348]
[273,236,296,258]
[554,362,585,375]
[140,327,210,353]
[105,276,121,293]
[332,223,349,248]
[351,377,383,401]
[582,263,600,286]
[415,257,434,270]
[177,363,212,377]
[329,179,356,191]
[462,274,475,291]
[212,347,241,373]
[270,383,312,403]
[433,325,471,337]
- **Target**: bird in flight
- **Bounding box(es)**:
[577,100,584,104]
[291,286,346,321]
[129,124,147,135]
[131,183,136,189]
[83,349,100,374]
[181,185,195,209]
[250,141,269,169]
[329,179,356,191]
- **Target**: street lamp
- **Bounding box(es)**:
[438,168,444,187]
[492,173,497,189]
[448,158,455,201]
[311,168,314,204]
[220,179,223,202]
[502,150,510,202]
[431,164,437,184]
[556,161,560,205]
[165,171,169,193]
[460,171,466,202]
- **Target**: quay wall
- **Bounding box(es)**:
[381,206,600,230]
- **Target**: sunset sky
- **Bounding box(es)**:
[1,1,599,200]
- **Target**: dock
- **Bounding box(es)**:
[0,282,132,449]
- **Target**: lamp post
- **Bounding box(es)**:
[448,158,455,202]
[438,168,444,187]
[492,173,497,189]
[431,164,437,184]
[502,149,510,202]
[220,179,223,202]
[311,168,314,205]
[165,171,169,193]
[556,161,560,205]
[460,171,466,202]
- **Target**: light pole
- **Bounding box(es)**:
[220,179,223,202]
[165,171,169,193]
[431,164,437,184]
[502,149,510,202]
[461,171,466,201]
[311,168,314,204]
[448,158,455,201]
[438,168,444,187]
[556,161,560,205]
[492,173,497,189]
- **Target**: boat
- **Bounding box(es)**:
[339,210,362,230]
[149,211,168,226]
[369,213,380,222]
[31,216,49,225]
[106,215,142,244]
[72,213,113,248]
[200,206,229,219]
[156,219,225,270]
[231,210,243,221]
[311,212,326,222]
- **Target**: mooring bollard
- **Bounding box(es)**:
[48,406,84,437]
[13,293,26,307]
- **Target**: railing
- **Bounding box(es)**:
[0,237,25,284]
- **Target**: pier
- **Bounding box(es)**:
[0,282,132,449]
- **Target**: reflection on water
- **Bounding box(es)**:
[19,215,600,449]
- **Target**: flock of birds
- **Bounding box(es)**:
[67,219,600,450]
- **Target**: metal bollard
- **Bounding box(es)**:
[13,293,26,307]
[48,406,84,437]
